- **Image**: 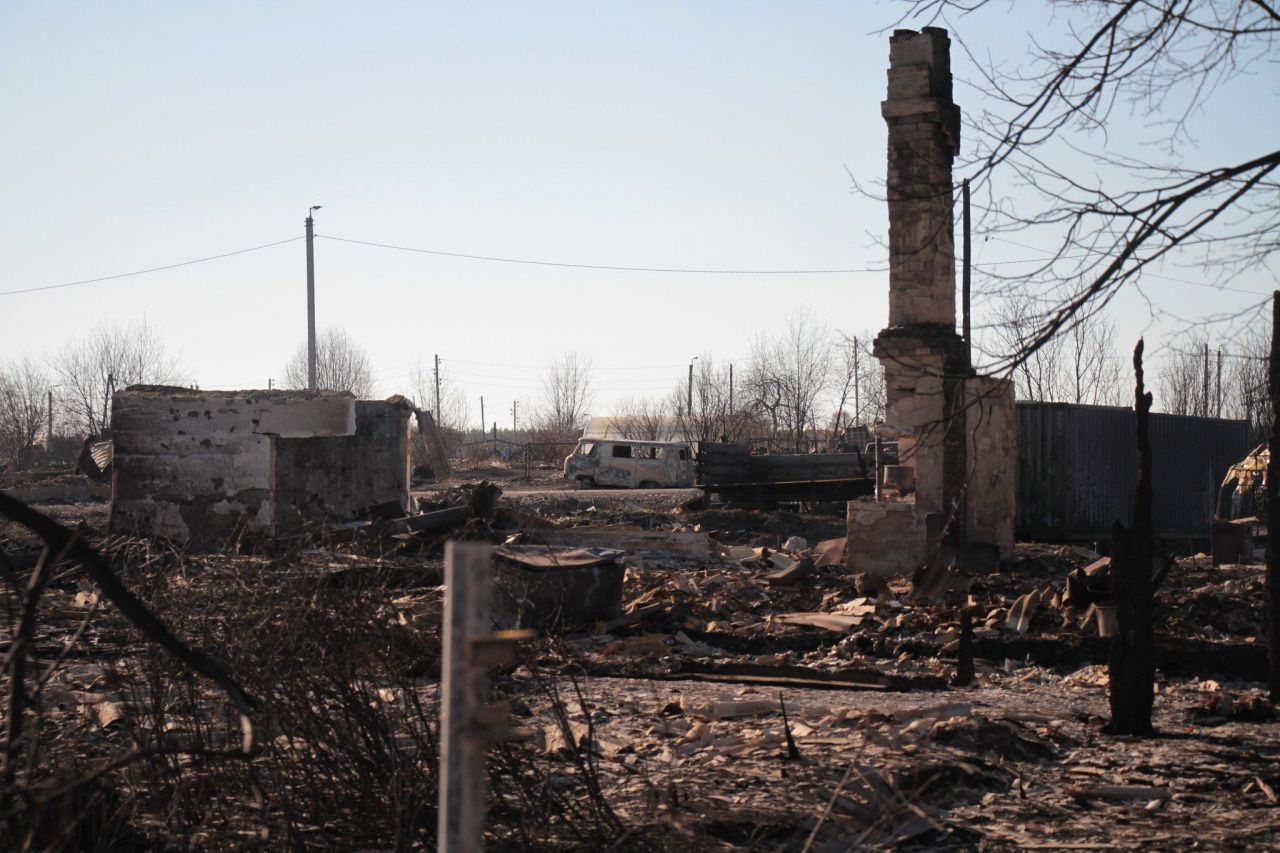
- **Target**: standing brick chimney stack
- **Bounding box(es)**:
[882,27,961,329]
[848,28,1014,578]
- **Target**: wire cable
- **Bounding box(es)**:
[0,237,304,297]
[318,233,884,275]
[987,236,1273,296]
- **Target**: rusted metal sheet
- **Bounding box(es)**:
[1015,402,1250,542]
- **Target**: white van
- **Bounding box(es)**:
[562,439,695,489]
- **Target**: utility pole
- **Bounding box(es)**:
[1216,348,1223,417]
[305,205,322,390]
[102,372,114,435]
[434,354,442,421]
[728,363,734,415]
[268,378,273,390]
[47,389,53,447]
[480,396,485,437]
[512,401,518,433]
[1202,342,1210,417]
[962,178,972,362]
[853,337,860,426]
[687,357,698,417]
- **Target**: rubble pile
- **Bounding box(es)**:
[3,473,1278,849]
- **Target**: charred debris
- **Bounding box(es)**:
[0,25,1276,853]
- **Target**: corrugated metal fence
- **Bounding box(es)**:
[1015,402,1250,542]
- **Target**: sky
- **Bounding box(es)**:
[2,2,1276,426]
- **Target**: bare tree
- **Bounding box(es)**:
[408,361,471,435]
[988,295,1123,404]
[1155,336,1212,416]
[1065,314,1124,407]
[51,318,184,435]
[829,333,887,446]
[884,1,1279,379]
[614,394,677,441]
[988,294,1067,402]
[745,311,833,452]
[533,351,593,440]
[1224,328,1271,440]
[674,355,741,444]
[0,359,50,470]
[284,328,374,397]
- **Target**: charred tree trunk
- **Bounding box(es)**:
[1108,339,1155,736]
[954,608,975,687]
[1268,292,1280,702]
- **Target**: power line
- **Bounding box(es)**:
[987,237,1273,296]
[444,357,692,371]
[318,234,885,275]
[0,237,304,297]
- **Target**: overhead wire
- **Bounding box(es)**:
[0,237,304,297]
[317,234,884,275]
[986,236,1274,296]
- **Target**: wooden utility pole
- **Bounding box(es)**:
[511,401,518,433]
[1108,338,1155,735]
[101,372,114,434]
[853,337,860,426]
[46,389,53,447]
[687,360,695,418]
[479,396,485,437]
[1202,342,1210,417]
[1216,348,1223,417]
[728,363,734,415]
[1267,292,1280,701]
[434,354,442,422]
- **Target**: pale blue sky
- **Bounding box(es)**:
[2,2,1275,421]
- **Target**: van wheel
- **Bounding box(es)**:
[578,477,596,490]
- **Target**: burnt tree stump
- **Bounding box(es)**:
[1108,339,1155,736]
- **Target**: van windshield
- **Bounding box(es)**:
[576,442,596,456]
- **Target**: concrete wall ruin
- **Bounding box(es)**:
[110,386,411,549]
[274,398,413,528]
[848,28,1016,576]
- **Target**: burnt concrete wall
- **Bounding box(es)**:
[274,399,412,529]
[110,387,356,548]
